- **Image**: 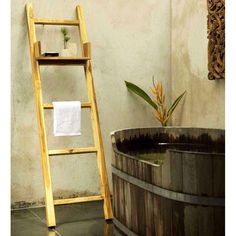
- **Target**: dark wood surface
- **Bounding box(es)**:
[207,0,225,80]
[36,56,90,66]
[112,127,225,235]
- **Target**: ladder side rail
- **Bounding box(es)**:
[76,5,113,220]
[25,3,56,227]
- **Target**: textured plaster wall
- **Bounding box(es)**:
[171,0,225,128]
[11,0,171,207]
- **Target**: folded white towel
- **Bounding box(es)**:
[53,101,81,136]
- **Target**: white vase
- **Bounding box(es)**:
[60,49,71,57]
[60,42,78,57]
[67,42,78,57]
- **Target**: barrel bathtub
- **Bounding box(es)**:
[111,127,225,236]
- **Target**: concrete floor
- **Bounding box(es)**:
[11,201,114,236]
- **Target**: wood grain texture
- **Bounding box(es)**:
[151,164,162,187]
[196,154,213,196]
[170,151,183,192]
[172,201,184,236]
[54,195,103,205]
[34,18,80,25]
[36,56,90,66]
[136,186,146,235]
[111,128,225,235]
[161,151,171,189]
[26,3,56,227]
[124,181,131,229]
[26,3,113,227]
[130,183,138,234]
[112,174,117,219]
[43,102,91,109]
[213,155,225,197]
[83,42,91,58]
[76,5,113,220]
[198,206,214,236]
[34,41,41,57]
[48,147,97,156]
[184,205,199,236]
[153,195,163,236]
[145,191,154,235]
[183,153,198,194]
[207,0,225,80]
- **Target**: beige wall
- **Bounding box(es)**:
[11,0,171,207]
[12,0,225,208]
[171,0,225,128]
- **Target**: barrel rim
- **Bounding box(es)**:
[110,126,225,136]
[112,145,224,170]
[111,127,225,157]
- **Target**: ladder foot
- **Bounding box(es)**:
[105,219,113,224]
[48,226,56,230]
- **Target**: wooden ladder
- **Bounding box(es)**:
[25,3,113,228]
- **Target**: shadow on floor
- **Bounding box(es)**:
[11,201,114,236]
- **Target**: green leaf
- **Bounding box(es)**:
[125,81,158,110]
[65,36,70,42]
[167,91,186,116]
[61,27,68,35]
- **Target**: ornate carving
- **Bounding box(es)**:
[207,0,225,80]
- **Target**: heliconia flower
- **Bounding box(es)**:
[125,78,186,126]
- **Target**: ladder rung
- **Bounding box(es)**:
[54,195,103,205]
[34,18,80,25]
[48,147,97,156]
[44,102,91,109]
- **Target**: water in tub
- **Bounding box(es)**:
[123,142,224,166]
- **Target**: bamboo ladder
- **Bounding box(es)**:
[25,3,113,228]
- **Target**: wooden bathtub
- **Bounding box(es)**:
[111,127,225,236]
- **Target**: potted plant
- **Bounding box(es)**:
[60,27,77,57]
[125,77,186,126]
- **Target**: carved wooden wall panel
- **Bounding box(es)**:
[207,0,225,80]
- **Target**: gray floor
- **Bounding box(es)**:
[11,201,114,236]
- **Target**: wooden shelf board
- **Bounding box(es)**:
[36,56,90,66]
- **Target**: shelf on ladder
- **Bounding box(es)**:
[36,56,90,66]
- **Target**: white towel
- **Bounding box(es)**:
[53,101,81,136]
